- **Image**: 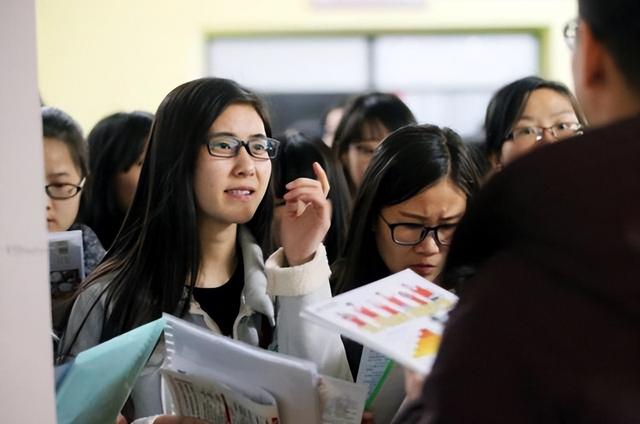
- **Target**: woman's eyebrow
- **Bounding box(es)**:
[209,132,266,139]
[397,211,428,220]
[397,211,464,221]
[440,212,464,222]
[47,171,70,178]
[518,110,576,121]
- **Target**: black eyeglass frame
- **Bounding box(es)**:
[45,177,86,200]
[205,133,280,161]
[379,214,456,248]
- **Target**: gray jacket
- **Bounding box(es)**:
[59,226,351,420]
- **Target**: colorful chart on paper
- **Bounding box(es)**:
[302,269,458,374]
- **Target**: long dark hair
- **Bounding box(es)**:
[68,78,274,345]
[80,111,153,249]
[332,92,416,193]
[484,76,587,162]
[333,124,482,294]
[271,130,351,264]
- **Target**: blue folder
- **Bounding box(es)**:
[56,318,166,424]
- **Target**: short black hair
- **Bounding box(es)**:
[42,107,88,178]
[579,0,640,91]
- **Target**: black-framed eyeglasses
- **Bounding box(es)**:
[564,18,578,50]
[506,122,583,144]
[380,214,457,247]
[45,177,86,200]
[205,133,280,160]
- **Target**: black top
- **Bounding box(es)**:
[192,255,244,337]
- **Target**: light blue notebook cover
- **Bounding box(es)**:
[56,318,165,424]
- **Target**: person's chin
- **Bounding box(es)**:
[47,221,60,232]
[231,206,260,224]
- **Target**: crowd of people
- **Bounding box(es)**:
[42,0,640,421]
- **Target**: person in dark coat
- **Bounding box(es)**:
[397,0,640,422]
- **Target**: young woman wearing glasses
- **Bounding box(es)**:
[43,107,106,333]
[485,76,587,171]
[332,124,483,377]
[59,78,350,422]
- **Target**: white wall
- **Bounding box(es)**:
[0,0,56,422]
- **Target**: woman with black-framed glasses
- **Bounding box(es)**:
[332,124,483,381]
[58,78,350,423]
[43,107,106,334]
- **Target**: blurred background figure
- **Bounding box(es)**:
[271,129,351,267]
[321,102,345,146]
[80,111,153,249]
[332,92,417,195]
[484,76,586,172]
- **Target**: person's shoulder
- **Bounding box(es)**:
[70,223,106,263]
[78,223,105,254]
[75,273,115,306]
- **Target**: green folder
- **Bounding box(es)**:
[56,318,166,424]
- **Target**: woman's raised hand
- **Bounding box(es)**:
[280,162,331,266]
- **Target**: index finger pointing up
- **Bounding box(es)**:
[312,162,330,197]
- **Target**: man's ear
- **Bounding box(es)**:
[575,21,607,92]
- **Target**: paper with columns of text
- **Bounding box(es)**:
[162,314,366,424]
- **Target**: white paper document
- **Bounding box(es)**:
[163,369,280,424]
[162,314,321,424]
[49,230,84,298]
[356,348,405,423]
[301,269,459,374]
[320,375,367,424]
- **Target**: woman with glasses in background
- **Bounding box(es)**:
[43,107,106,334]
[332,124,483,379]
[484,76,587,172]
[59,78,350,423]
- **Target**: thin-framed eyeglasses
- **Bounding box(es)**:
[379,214,457,247]
[506,122,583,144]
[45,177,86,200]
[564,18,578,50]
[205,133,280,160]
